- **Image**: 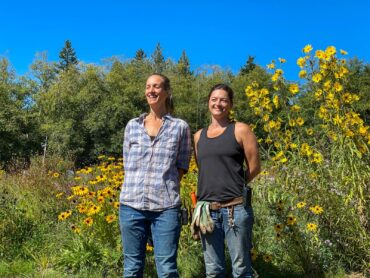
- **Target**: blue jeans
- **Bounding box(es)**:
[119,204,181,278]
[201,205,254,278]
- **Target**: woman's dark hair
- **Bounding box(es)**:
[208,83,234,105]
[149,73,174,114]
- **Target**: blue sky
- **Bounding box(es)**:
[1,0,370,81]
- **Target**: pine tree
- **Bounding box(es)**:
[134,49,146,61]
[240,56,256,75]
[178,50,191,76]
[151,43,165,73]
[58,40,78,71]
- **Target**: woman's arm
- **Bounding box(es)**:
[235,122,261,184]
[176,122,192,181]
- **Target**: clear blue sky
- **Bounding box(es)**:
[1,0,370,81]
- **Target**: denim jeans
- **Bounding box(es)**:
[201,205,254,278]
[119,204,181,278]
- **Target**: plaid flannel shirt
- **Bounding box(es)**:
[120,113,191,211]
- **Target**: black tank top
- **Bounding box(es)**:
[197,122,245,202]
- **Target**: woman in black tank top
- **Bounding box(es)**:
[194,84,261,277]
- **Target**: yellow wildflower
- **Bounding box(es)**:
[273,95,279,109]
[303,44,313,53]
[312,73,322,83]
[297,57,306,68]
[312,153,323,164]
[271,73,279,82]
[289,84,299,94]
[105,214,117,223]
[297,202,306,208]
[296,117,305,126]
[84,217,93,226]
[298,70,307,78]
[310,205,324,215]
[267,63,275,69]
[315,50,325,59]
[306,223,318,232]
[291,105,301,112]
[325,46,336,56]
[287,216,297,225]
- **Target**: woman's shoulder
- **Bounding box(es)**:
[234,122,254,135]
[169,116,190,129]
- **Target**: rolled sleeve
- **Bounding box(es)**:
[176,122,191,171]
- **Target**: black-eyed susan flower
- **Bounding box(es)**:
[97,196,105,203]
[84,217,93,226]
[53,172,60,178]
[306,223,318,232]
[105,214,117,223]
[297,202,306,209]
[276,206,283,214]
[58,212,67,221]
[263,254,272,262]
[77,205,87,214]
[287,216,297,226]
[88,205,101,215]
[276,232,283,240]
[309,205,324,215]
[274,223,284,233]
[71,224,80,234]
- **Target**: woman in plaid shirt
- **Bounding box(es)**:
[119,74,192,278]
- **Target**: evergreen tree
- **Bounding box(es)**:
[177,50,191,76]
[151,43,165,73]
[240,56,256,75]
[58,40,78,71]
[134,49,146,61]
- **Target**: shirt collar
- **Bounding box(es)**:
[137,113,173,124]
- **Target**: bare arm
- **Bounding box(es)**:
[193,129,202,167]
[235,122,261,184]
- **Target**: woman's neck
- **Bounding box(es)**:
[148,107,167,120]
[210,117,230,128]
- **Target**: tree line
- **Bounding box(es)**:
[1,40,369,168]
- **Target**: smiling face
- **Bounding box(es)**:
[145,75,169,109]
[208,89,232,119]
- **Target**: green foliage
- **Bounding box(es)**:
[0,58,41,168]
